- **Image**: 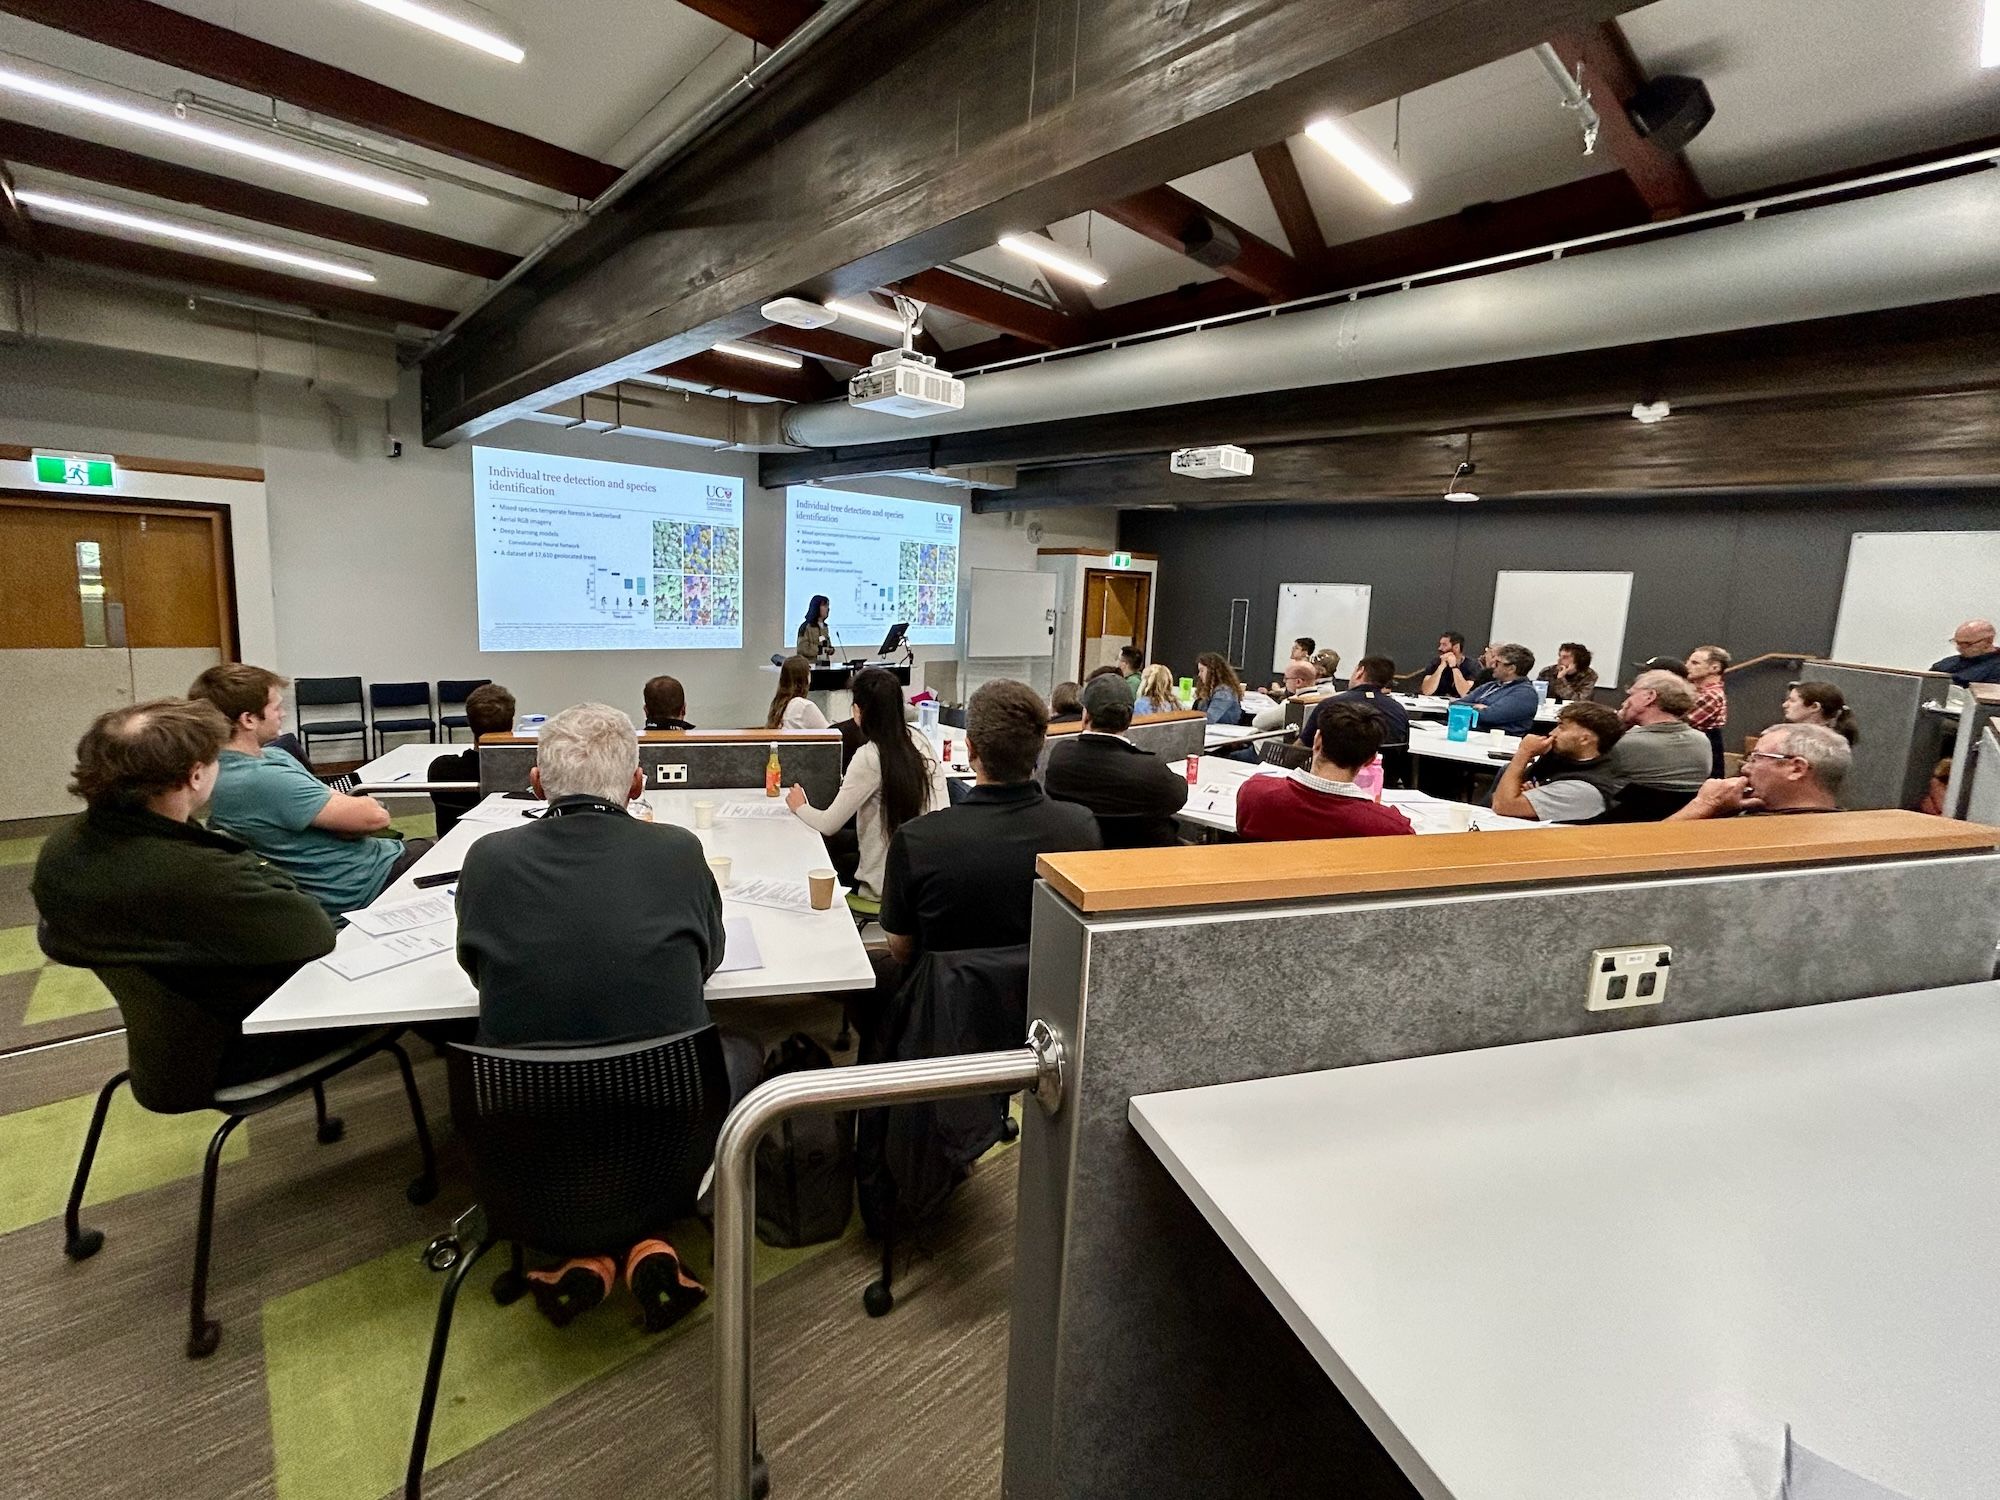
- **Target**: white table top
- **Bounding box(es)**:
[1168,756,1539,836]
[1129,982,2000,1500]
[1392,693,1558,725]
[1406,723,1525,766]
[353,740,461,785]
[243,789,875,1034]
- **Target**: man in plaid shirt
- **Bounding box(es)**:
[1685,645,1731,776]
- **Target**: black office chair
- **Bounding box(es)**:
[294,676,366,761]
[406,1029,747,1500]
[436,679,491,742]
[369,681,437,757]
[56,953,437,1360]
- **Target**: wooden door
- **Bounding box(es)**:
[1079,569,1150,676]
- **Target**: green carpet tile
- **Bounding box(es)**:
[0,834,46,868]
[3,921,116,1027]
[0,1084,250,1238]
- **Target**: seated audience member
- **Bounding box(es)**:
[1919,756,1953,817]
[1049,681,1084,724]
[1596,669,1714,815]
[1639,654,1689,677]
[642,674,694,731]
[1236,704,1415,842]
[880,679,1101,965]
[1456,643,1538,734]
[1044,674,1189,848]
[1133,663,1182,716]
[1669,722,1849,820]
[428,683,516,837]
[1269,637,1315,692]
[455,701,737,1332]
[1684,645,1731,774]
[1254,661,1318,729]
[1310,648,1342,685]
[190,664,423,919]
[1784,680,1860,745]
[1419,631,1475,697]
[1194,652,1246,726]
[1931,619,2000,686]
[787,667,948,901]
[1490,701,1628,822]
[765,655,831,731]
[32,698,342,1084]
[1086,663,1127,684]
[1305,655,1409,749]
[1120,645,1145,695]
[1537,642,1598,703]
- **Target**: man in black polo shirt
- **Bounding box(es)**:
[1043,673,1187,847]
[880,678,1101,962]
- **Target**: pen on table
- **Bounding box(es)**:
[387,771,411,782]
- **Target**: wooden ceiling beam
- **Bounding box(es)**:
[652,349,836,403]
[745,323,881,368]
[0,0,619,200]
[1252,142,1327,265]
[1544,20,1705,219]
[1102,183,1312,300]
[888,268,1086,349]
[31,220,456,328]
[676,0,823,49]
[0,120,518,280]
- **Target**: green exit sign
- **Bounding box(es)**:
[1108,550,1132,569]
[33,452,116,488]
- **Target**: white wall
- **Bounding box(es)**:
[0,342,1119,731]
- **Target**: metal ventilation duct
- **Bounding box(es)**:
[782,170,2000,449]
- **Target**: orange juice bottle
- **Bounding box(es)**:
[765,743,781,797]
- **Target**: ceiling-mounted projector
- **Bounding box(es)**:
[1170,444,1254,479]
[848,348,965,418]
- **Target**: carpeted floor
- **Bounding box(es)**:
[0,812,1018,1499]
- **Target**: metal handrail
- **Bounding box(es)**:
[712,1020,1067,1500]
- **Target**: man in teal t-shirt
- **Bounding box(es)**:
[192,664,423,919]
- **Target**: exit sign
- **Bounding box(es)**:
[33,451,115,489]
[1107,551,1132,569]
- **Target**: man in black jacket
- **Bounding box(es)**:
[427,682,515,837]
[1044,674,1189,847]
[32,697,340,1084]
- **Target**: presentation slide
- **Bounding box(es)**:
[784,488,961,649]
[472,448,743,652]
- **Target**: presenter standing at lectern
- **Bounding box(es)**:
[797,595,835,661]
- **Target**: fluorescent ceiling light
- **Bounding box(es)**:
[825,297,907,334]
[713,340,802,369]
[997,233,1108,288]
[0,64,430,206]
[1304,118,1413,206]
[16,188,377,281]
[350,0,525,63]
[1984,0,2000,67]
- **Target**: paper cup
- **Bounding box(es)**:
[1437,803,1474,833]
[807,867,837,910]
[706,854,733,889]
[693,799,716,829]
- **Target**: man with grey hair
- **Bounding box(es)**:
[1931,619,2000,686]
[1670,722,1848,820]
[1455,641,1538,734]
[454,702,732,1330]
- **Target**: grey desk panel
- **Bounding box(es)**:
[477,739,844,803]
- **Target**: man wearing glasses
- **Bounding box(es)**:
[1931,620,2000,687]
[1669,722,1849,821]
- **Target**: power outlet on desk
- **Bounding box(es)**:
[1587,944,1672,1010]
[655,763,689,785]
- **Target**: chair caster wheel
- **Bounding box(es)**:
[999,1115,1020,1143]
[491,1268,527,1306]
[423,1235,461,1273]
[315,1117,346,1145]
[862,1280,893,1318]
[65,1228,105,1261]
[187,1320,221,1359]
[407,1174,439,1206]
[751,1449,771,1499]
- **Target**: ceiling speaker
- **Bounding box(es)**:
[1625,75,1714,156]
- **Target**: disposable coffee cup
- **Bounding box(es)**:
[807,867,837,910]
[693,799,716,829]
[1437,803,1474,833]
[706,854,733,889]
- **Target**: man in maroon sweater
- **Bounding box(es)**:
[1236,703,1416,842]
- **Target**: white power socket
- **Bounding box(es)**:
[654,763,689,785]
[1586,944,1672,1010]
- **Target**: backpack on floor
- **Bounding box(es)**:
[754,1033,855,1248]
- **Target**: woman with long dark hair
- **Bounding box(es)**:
[796,595,834,661]
[766,655,831,731]
[1194,651,1246,726]
[1784,680,1860,745]
[786,667,947,900]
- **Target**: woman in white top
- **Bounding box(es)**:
[785,667,948,900]
[766,655,831,731]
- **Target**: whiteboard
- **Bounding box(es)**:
[967,567,1057,657]
[1273,583,1371,674]
[1489,571,1632,680]
[1831,532,2000,671]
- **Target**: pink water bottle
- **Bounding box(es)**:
[1355,757,1384,802]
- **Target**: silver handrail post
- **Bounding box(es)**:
[713,1020,1067,1499]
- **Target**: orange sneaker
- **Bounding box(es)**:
[625,1239,707,1333]
[523,1254,616,1327]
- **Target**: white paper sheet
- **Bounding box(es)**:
[715,916,764,973]
[344,890,455,936]
[1784,1430,1915,1500]
[714,800,795,820]
[459,797,544,826]
[320,927,452,980]
[725,877,816,913]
